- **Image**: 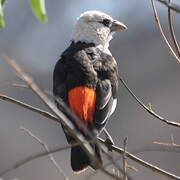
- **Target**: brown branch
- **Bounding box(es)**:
[151,0,180,62]
[1,58,180,179]
[20,127,69,180]
[5,57,102,170]
[168,0,180,58]
[98,138,180,180]
[154,135,180,148]
[3,135,179,180]
[119,77,180,128]
[133,145,180,155]
[156,0,180,13]
[123,137,128,180]
[0,93,58,122]
[3,57,122,179]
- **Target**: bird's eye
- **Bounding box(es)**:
[101,19,111,27]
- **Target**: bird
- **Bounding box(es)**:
[53,10,127,173]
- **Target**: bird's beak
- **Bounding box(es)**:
[110,20,127,32]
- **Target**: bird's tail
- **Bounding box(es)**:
[71,143,102,172]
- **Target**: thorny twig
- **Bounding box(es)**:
[119,77,180,128]
[21,127,68,180]
[151,0,180,62]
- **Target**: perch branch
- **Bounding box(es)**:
[3,57,121,179]
[5,57,102,170]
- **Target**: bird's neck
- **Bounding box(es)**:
[71,25,113,55]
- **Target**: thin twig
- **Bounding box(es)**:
[2,136,179,180]
[20,127,69,180]
[168,0,180,58]
[4,57,121,179]
[123,137,128,180]
[156,0,180,13]
[154,135,180,148]
[119,77,180,128]
[151,0,180,62]
[98,138,180,180]
[133,145,180,155]
[0,93,58,122]
[5,57,101,170]
[1,58,180,179]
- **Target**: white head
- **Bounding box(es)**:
[71,11,127,52]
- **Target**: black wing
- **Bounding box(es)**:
[92,51,118,131]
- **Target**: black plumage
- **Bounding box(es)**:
[53,41,118,172]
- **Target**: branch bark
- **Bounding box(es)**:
[5,57,102,170]
[119,77,180,128]
[151,0,180,62]
[167,0,180,58]
[21,127,68,180]
[156,0,180,13]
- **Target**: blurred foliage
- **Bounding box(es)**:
[29,0,48,23]
[0,0,48,28]
[0,0,5,27]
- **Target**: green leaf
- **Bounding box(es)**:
[1,0,6,6]
[0,0,5,28]
[29,0,48,23]
[147,103,153,111]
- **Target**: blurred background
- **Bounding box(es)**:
[0,0,180,179]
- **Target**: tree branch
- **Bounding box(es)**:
[119,77,180,128]
[20,127,68,180]
[5,57,102,170]
[156,0,180,13]
[168,0,180,58]
[0,93,58,122]
[151,0,180,62]
[3,56,122,179]
[1,58,180,179]
[123,137,128,180]
[98,138,180,180]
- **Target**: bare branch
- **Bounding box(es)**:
[168,0,180,58]
[4,57,102,170]
[3,57,122,178]
[20,127,68,180]
[98,138,180,180]
[133,145,180,155]
[151,0,180,62]
[123,137,128,180]
[156,0,180,13]
[1,58,180,179]
[0,93,58,122]
[154,135,180,148]
[119,77,180,128]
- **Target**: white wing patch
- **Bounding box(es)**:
[110,98,117,115]
[99,98,117,125]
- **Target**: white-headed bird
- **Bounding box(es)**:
[53,10,127,173]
